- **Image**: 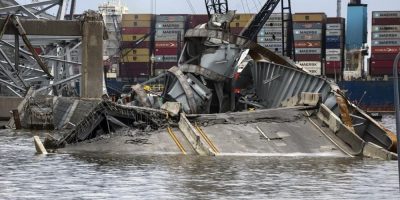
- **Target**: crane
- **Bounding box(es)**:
[204,0,229,17]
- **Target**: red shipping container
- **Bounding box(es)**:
[155,48,179,55]
[370,60,400,76]
[372,18,400,25]
[231,27,244,35]
[155,62,176,69]
[155,41,179,48]
[327,17,345,24]
[371,53,398,60]
[119,62,150,78]
[294,41,321,48]
[121,27,152,35]
[295,54,321,61]
[120,41,151,49]
[371,46,400,54]
[325,61,341,75]
[188,15,209,28]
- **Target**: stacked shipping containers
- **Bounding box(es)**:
[370,11,400,76]
[257,13,288,54]
[187,14,209,29]
[325,17,345,77]
[293,13,326,76]
[154,15,186,75]
[120,14,153,80]
[230,14,254,35]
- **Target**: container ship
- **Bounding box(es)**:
[102,0,400,113]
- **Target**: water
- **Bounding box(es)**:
[1,115,400,199]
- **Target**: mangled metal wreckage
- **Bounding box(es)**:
[16,13,397,159]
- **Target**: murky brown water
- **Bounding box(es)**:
[0,115,399,199]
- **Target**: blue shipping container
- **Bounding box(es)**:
[326,36,341,43]
[326,42,341,49]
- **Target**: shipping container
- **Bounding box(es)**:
[154,62,176,69]
[266,13,289,22]
[326,55,341,61]
[257,36,286,43]
[294,34,322,41]
[294,41,321,48]
[155,55,178,62]
[230,21,250,28]
[295,54,322,61]
[326,36,341,43]
[121,48,149,56]
[293,22,322,29]
[156,15,186,22]
[293,13,326,22]
[155,22,185,29]
[370,60,400,76]
[122,14,153,21]
[371,53,399,60]
[295,48,322,54]
[156,29,185,36]
[231,27,244,35]
[119,62,149,78]
[294,29,322,35]
[155,41,179,48]
[122,34,151,42]
[263,22,287,28]
[187,14,209,28]
[257,42,283,49]
[296,61,322,75]
[121,27,151,35]
[121,55,150,63]
[155,48,179,55]
[372,39,400,46]
[120,41,151,49]
[121,20,152,28]
[232,14,254,22]
[371,46,400,54]
[326,17,345,23]
[372,25,400,32]
[155,35,183,42]
[258,30,286,37]
[326,30,342,36]
[325,61,342,75]
[372,11,400,19]
[326,23,342,30]
[372,18,400,25]
[326,49,341,54]
[326,42,342,49]
[372,32,400,39]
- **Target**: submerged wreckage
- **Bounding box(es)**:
[7,11,398,159]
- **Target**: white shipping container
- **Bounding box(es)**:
[326,49,341,54]
[372,25,400,32]
[294,29,322,35]
[326,55,341,61]
[372,11,400,19]
[372,32,400,39]
[296,61,322,76]
[295,48,321,54]
[327,23,342,30]
[326,30,342,36]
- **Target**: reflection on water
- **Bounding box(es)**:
[0,114,399,199]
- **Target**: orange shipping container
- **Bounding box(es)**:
[122,14,153,21]
[293,13,326,22]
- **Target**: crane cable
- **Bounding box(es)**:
[185,0,197,14]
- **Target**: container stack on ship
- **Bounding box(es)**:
[293,13,326,76]
[370,11,400,76]
[257,13,288,55]
[154,15,186,75]
[230,14,254,35]
[325,17,345,79]
[187,14,209,29]
[120,14,153,82]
